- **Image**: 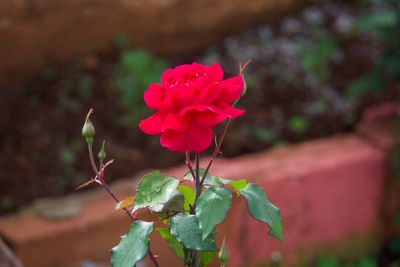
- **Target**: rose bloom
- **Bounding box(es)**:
[139,63,245,152]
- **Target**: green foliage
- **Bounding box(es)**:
[133,171,180,213]
[195,187,232,240]
[346,72,384,101]
[169,214,218,251]
[240,183,283,241]
[227,179,249,191]
[356,3,398,40]
[109,159,281,267]
[288,115,309,134]
[317,255,339,267]
[358,258,378,267]
[178,185,195,212]
[346,0,400,101]
[298,28,338,84]
[156,227,185,259]
[199,251,215,267]
[111,221,153,267]
[314,255,380,267]
[112,50,167,125]
[254,127,276,144]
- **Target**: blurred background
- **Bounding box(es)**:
[0,0,399,266]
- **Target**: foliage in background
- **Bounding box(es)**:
[112,50,167,126]
[298,27,339,86]
[346,0,400,100]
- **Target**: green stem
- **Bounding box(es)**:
[200,119,231,186]
[187,153,201,267]
[194,153,201,205]
[88,143,99,174]
[87,147,160,267]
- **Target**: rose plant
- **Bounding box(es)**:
[80,62,282,267]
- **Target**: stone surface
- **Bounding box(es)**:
[0,117,395,267]
[0,0,321,83]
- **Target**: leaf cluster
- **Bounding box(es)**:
[111,170,283,267]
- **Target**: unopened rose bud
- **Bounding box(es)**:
[82,109,95,145]
[98,140,106,163]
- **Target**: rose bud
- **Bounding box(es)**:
[82,108,95,145]
[98,140,106,163]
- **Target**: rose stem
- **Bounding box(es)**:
[194,153,201,204]
[185,152,201,266]
[185,152,197,184]
[189,153,201,267]
[200,119,231,186]
[87,146,160,267]
[88,143,99,174]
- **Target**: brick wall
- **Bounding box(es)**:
[0,112,396,267]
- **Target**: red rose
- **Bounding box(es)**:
[139,63,245,152]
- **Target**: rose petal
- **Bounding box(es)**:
[196,82,222,104]
[195,110,226,127]
[218,75,244,103]
[195,103,244,126]
[161,68,176,86]
[164,113,192,132]
[217,102,245,119]
[179,104,217,117]
[160,122,213,152]
[138,112,165,135]
[206,63,224,82]
[166,83,197,108]
[144,83,167,111]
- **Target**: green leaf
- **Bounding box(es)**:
[227,180,248,191]
[169,214,218,251]
[240,183,283,241]
[178,185,195,211]
[218,238,229,267]
[196,187,232,240]
[152,191,184,213]
[156,228,184,259]
[199,251,215,267]
[111,221,153,267]
[133,171,180,212]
